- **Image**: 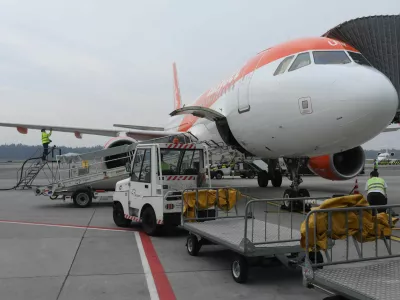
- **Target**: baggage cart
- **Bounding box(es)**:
[181,189,331,283]
[302,204,400,300]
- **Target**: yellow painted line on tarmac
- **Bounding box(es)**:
[390,235,400,242]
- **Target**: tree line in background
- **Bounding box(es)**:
[0,144,397,161]
[0,144,103,161]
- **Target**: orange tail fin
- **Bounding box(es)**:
[172,62,182,110]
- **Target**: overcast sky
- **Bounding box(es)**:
[0,0,399,150]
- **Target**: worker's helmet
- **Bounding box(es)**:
[41,129,45,132]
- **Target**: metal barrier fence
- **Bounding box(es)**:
[304,204,400,269]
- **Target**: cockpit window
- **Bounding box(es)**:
[273,55,294,76]
[347,51,372,66]
[288,52,311,72]
[313,51,351,64]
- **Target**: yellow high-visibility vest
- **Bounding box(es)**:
[41,131,52,144]
[367,177,386,194]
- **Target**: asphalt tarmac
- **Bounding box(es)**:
[0,163,399,300]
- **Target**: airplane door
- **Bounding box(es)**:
[237,73,252,113]
[237,53,266,114]
[129,147,152,207]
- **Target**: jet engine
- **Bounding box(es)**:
[307,146,365,180]
[103,136,136,169]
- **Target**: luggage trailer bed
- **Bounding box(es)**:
[302,204,400,300]
[182,193,331,283]
[305,259,400,300]
[184,218,302,257]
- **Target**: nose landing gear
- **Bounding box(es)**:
[281,158,311,211]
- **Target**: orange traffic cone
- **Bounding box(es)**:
[353,178,360,194]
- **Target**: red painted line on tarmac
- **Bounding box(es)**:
[0,219,137,232]
[139,231,176,300]
[0,219,175,298]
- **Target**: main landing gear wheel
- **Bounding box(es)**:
[271,170,282,187]
[141,206,159,236]
[113,202,132,227]
[231,255,249,283]
[257,171,269,187]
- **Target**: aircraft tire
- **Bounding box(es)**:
[271,171,282,187]
[281,189,297,210]
[257,171,269,187]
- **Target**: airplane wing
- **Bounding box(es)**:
[113,124,164,131]
[0,122,178,141]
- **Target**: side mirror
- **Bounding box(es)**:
[125,162,131,173]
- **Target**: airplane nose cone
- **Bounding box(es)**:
[332,66,398,139]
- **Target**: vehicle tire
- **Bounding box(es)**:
[282,189,297,210]
[141,206,159,236]
[113,202,132,227]
[186,234,201,256]
[257,171,269,187]
[231,255,249,283]
[215,171,223,180]
[72,189,92,208]
[309,251,324,269]
[247,171,255,179]
[271,170,282,187]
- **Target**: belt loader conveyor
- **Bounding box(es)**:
[35,133,197,207]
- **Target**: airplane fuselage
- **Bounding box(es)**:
[165,37,398,159]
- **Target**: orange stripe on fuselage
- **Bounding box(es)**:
[178,37,359,132]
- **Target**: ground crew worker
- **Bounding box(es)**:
[41,129,52,161]
[365,170,387,214]
[373,158,379,171]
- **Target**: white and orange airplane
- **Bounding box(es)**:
[1,37,399,199]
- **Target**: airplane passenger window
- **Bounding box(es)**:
[347,51,372,66]
[288,52,311,72]
[273,55,294,76]
[313,51,351,64]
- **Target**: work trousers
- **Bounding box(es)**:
[367,192,387,215]
[42,143,49,160]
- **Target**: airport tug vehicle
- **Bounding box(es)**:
[112,141,211,235]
